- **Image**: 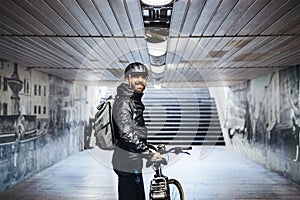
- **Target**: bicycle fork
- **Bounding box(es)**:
[293,128,300,162]
[150,177,168,199]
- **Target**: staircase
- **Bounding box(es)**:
[143,88,225,146]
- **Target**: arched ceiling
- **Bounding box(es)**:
[0,0,299,87]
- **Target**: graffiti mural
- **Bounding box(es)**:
[280,67,300,161]
[225,65,300,162]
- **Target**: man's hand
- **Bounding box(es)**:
[152,152,161,160]
[146,151,166,168]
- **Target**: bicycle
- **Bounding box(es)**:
[146,144,192,200]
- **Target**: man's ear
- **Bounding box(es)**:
[125,77,129,84]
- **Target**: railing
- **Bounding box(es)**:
[0,114,47,146]
[0,129,47,146]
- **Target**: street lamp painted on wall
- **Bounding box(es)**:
[7,63,23,115]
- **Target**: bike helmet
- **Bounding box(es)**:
[124,62,149,78]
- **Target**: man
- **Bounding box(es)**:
[288,91,300,162]
[112,62,160,200]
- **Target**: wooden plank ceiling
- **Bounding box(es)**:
[0,0,299,87]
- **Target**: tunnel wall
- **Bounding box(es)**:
[211,65,300,185]
[0,62,88,191]
[0,127,82,191]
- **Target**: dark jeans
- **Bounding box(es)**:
[114,169,145,200]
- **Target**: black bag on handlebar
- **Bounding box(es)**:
[94,96,115,150]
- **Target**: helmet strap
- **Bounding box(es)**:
[129,74,132,88]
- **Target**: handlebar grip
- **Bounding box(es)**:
[185,146,192,150]
[147,144,157,151]
[176,146,192,155]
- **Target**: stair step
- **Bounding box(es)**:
[144,110,218,114]
[138,88,224,146]
[145,105,217,108]
[145,118,220,122]
[147,122,220,126]
[148,127,222,131]
[144,100,216,103]
[147,135,224,139]
[147,130,222,134]
[145,115,219,118]
[148,140,226,146]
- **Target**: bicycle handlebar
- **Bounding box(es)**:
[165,146,192,155]
[146,144,192,168]
[147,144,192,155]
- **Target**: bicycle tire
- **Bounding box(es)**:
[168,179,184,200]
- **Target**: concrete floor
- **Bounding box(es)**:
[0,146,300,200]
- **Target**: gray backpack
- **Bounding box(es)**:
[94,96,115,150]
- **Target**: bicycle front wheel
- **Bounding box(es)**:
[168,179,184,200]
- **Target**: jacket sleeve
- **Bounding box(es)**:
[112,98,151,155]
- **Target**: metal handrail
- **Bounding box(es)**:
[0,130,47,146]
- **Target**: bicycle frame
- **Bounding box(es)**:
[147,144,191,200]
[150,162,170,199]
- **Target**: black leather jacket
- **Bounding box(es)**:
[112,83,150,172]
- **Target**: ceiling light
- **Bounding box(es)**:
[142,9,149,16]
[167,9,172,16]
[151,64,166,74]
[145,28,168,57]
[154,83,162,89]
[141,0,173,6]
[153,79,162,89]
[149,54,166,66]
[147,40,167,57]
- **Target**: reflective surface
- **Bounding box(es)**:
[1,146,300,200]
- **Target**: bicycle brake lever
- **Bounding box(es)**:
[174,147,182,154]
[182,147,192,155]
[174,147,192,154]
[161,157,167,165]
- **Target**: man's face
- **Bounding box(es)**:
[125,74,147,93]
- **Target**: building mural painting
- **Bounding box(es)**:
[0,62,87,141]
[0,61,88,191]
